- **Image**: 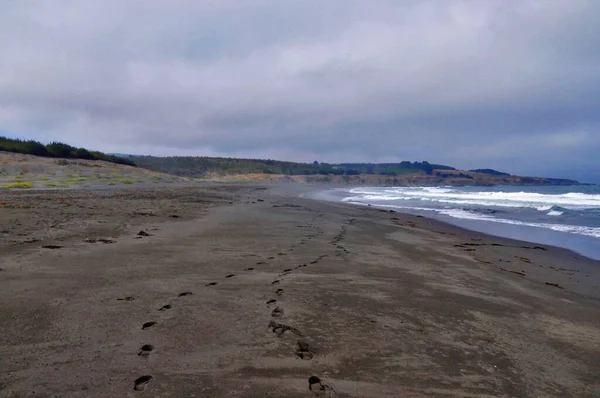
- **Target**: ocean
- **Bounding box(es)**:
[316,185,600,260]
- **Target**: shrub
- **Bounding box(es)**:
[3,182,33,189]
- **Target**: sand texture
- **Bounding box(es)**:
[1,186,600,397]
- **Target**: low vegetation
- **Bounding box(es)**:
[131,156,454,178]
[3,182,33,189]
[0,136,135,166]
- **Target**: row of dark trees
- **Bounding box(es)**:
[0,137,135,166]
[470,168,511,176]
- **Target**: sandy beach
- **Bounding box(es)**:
[1,185,600,397]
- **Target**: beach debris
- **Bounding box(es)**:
[515,256,532,264]
[85,238,116,244]
[133,210,155,216]
[498,267,525,277]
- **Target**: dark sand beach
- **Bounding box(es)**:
[1,185,600,397]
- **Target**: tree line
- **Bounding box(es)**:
[0,136,136,166]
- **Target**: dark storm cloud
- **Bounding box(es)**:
[1,0,599,181]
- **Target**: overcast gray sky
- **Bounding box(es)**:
[1,0,599,181]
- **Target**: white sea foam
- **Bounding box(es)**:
[346,187,600,210]
[547,210,564,216]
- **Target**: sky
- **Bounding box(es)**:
[1,1,599,182]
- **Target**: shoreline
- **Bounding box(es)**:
[298,189,600,300]
[306,185,600,261]
[1,185,600,396]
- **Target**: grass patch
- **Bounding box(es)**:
[119,179,134,184]
[39,176,50,181]
[3,182,33,189]
[44,182,59,187]
[108,182,116,186]
[68,177,87,184]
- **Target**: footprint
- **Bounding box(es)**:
[309,376,321,388]
[296,340,314,360]
[142,321,157,330]
[266,299,277,306]
[272,280,280,285]
[283,268,293,273]
[134,375,153,391]
[117,296,135,301]
[138,344,154,357]
[276,289,284,296]
[268,321,302,337]
[225,274,235,278]
[268,257,275,260]
[256,261,266,265]
[245,267,255,271]
[308,375,334,394]
[310,260,318,264]
[178,291,193,297]
[158,304,172,311]
[205,282,217,287]
[271,307,284,317]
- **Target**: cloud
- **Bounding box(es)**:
[0,0,599,181]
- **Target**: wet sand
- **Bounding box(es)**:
[1,185,600,397]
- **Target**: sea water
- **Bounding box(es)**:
[321,185,600,260]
